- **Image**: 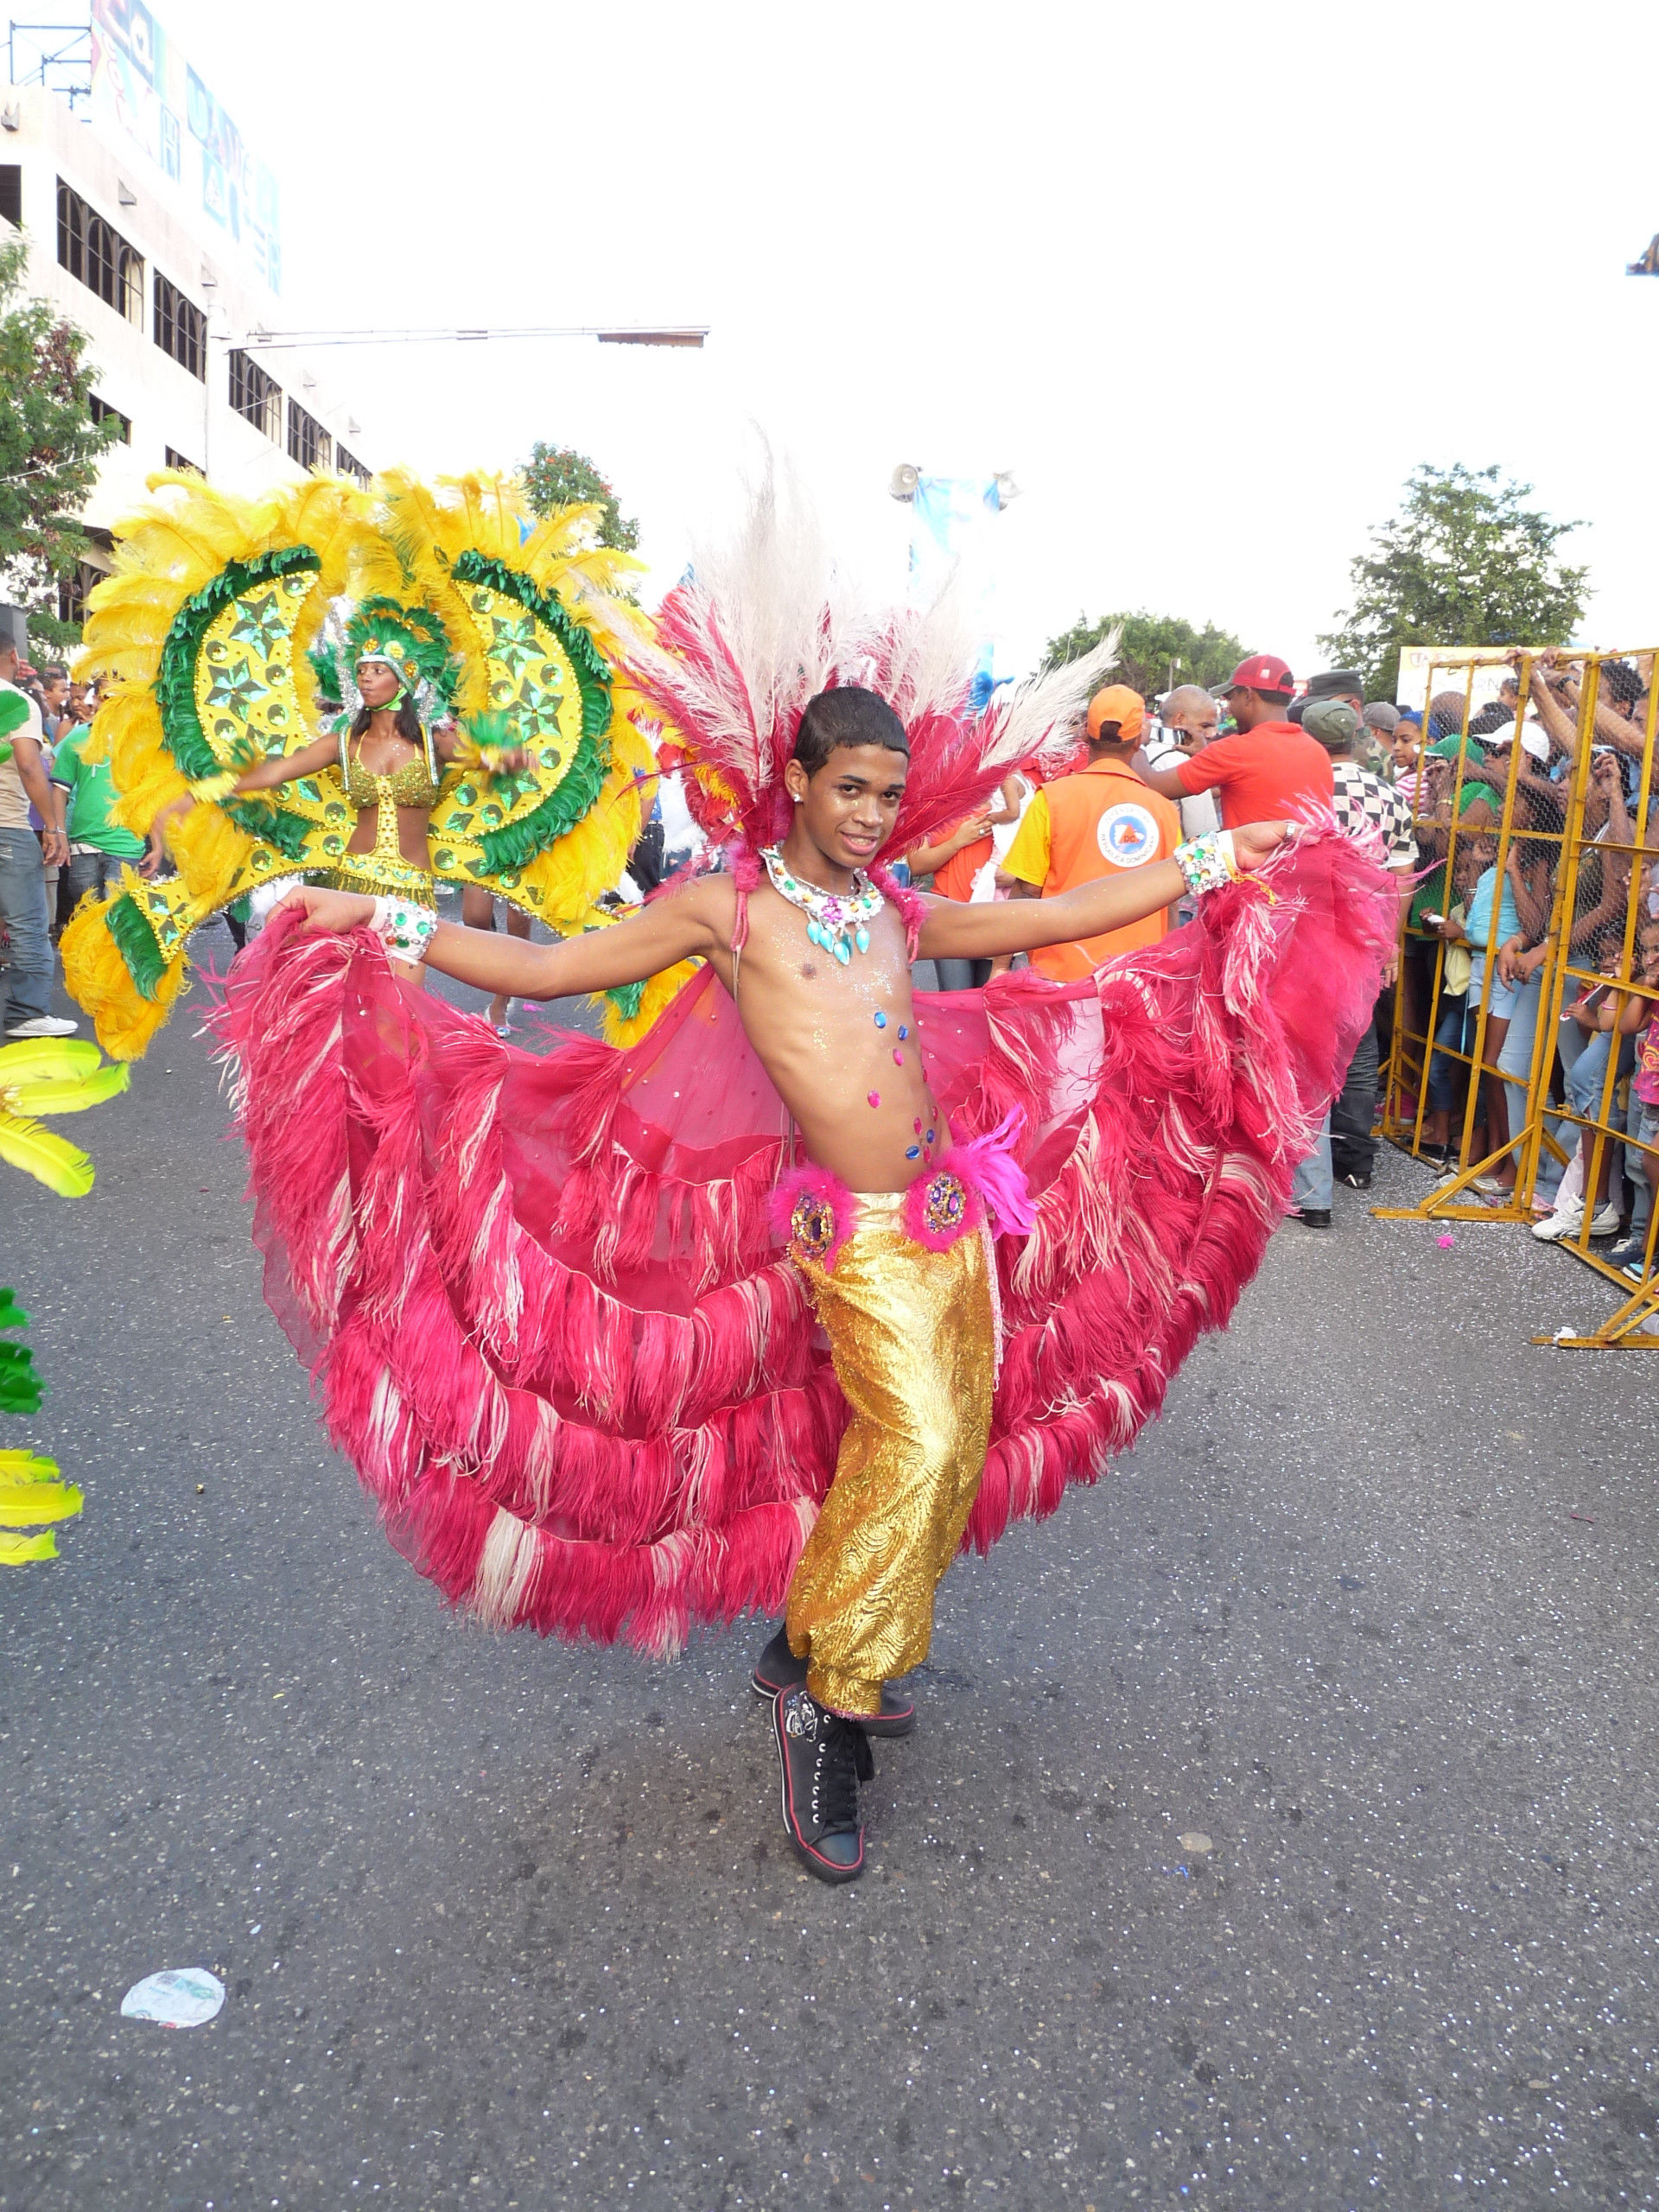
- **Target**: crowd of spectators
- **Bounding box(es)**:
[1402,652,1659,1280]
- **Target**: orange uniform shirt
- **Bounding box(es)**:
[1001,757,1182,982]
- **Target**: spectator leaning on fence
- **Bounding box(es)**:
[1530,959,1648,1247]
[1615,934,1659,1279]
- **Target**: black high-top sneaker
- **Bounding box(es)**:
[772,1682,874,1885]
[749,1624,917,1738]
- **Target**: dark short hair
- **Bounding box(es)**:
[40,663,67,683]
[1469,702,1511,736]
[1602,658,1643,708]
[792,685,909,776]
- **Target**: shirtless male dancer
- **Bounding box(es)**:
[281,686,1288,1883]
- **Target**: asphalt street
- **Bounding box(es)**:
[4,919,1657,2211]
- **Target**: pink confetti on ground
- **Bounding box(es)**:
[1436,1232,1455,1248]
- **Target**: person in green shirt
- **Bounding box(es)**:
[48,720,146,911]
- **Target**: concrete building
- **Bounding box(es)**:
[3,10,372,620]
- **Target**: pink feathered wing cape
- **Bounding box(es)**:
[212,830,1392,1655]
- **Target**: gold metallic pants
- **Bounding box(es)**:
[786,1196,995,1716]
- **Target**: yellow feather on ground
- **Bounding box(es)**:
[0,1450,85,1566]
[0,1037,104,1081]
[4,1064,130,1116]
[0,1110,94,1196]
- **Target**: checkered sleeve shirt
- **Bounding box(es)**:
[1329,760,1418,870]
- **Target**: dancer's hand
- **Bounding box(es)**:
[275,886,377,934]
[1232,820,1294,873]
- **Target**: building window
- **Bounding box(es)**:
[153,273,206,380]
[335,444,369,486]
[163,447,201,474]
[89,396,131,442]
[56,180,143,324]
[57,561,106,627]
[287,400,331,471]
[0,167,21,229]
[228,348,282,442]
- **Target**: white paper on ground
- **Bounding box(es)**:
[120,1968,226,2027]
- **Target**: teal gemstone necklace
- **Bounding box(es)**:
[760,845,883,966]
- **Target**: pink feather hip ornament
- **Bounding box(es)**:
[899,1114,1036,1251]
[769,1161,858,1269]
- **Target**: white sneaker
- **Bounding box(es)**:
[1533,1200,1584,1242]
[4,1014,78,1038]
[1588,1203,1621,1237]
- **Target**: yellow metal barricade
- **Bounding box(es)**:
[1375,649,1659,1348]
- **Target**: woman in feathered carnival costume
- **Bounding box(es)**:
[226,480,1395,1885]
[60,467,657,1058]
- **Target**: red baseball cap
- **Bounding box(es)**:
[1225,653,1294,694]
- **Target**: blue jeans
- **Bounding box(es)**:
[1292,1111,1332,1211]
[0,824,53,1029]
[1565,1029,1630,1127]
[66,846,130,910]
[1427,993,1470,1116]
[1535,1015,1593,1200]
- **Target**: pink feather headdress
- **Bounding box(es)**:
[621,468,1124,868]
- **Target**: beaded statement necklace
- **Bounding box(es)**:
[760,845,884,965]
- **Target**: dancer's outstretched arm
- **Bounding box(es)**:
[276,880,729,998]
[917,820,1290,963]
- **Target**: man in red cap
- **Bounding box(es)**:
[1132,655,1332,826]
[1001,683,1181,979]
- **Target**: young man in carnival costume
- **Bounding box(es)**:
[230,489,1394,1885]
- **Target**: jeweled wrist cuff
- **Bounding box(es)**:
[1173,830,1241,897]
[368,894,437,963]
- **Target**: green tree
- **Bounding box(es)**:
[518,441,639,554]
[1319,463,1588,701]
[1044,608,1244,700]
[0,232,120,648]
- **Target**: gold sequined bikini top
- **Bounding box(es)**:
[337,731,443,811]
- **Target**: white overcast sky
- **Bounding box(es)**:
[148,0,1659,684]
